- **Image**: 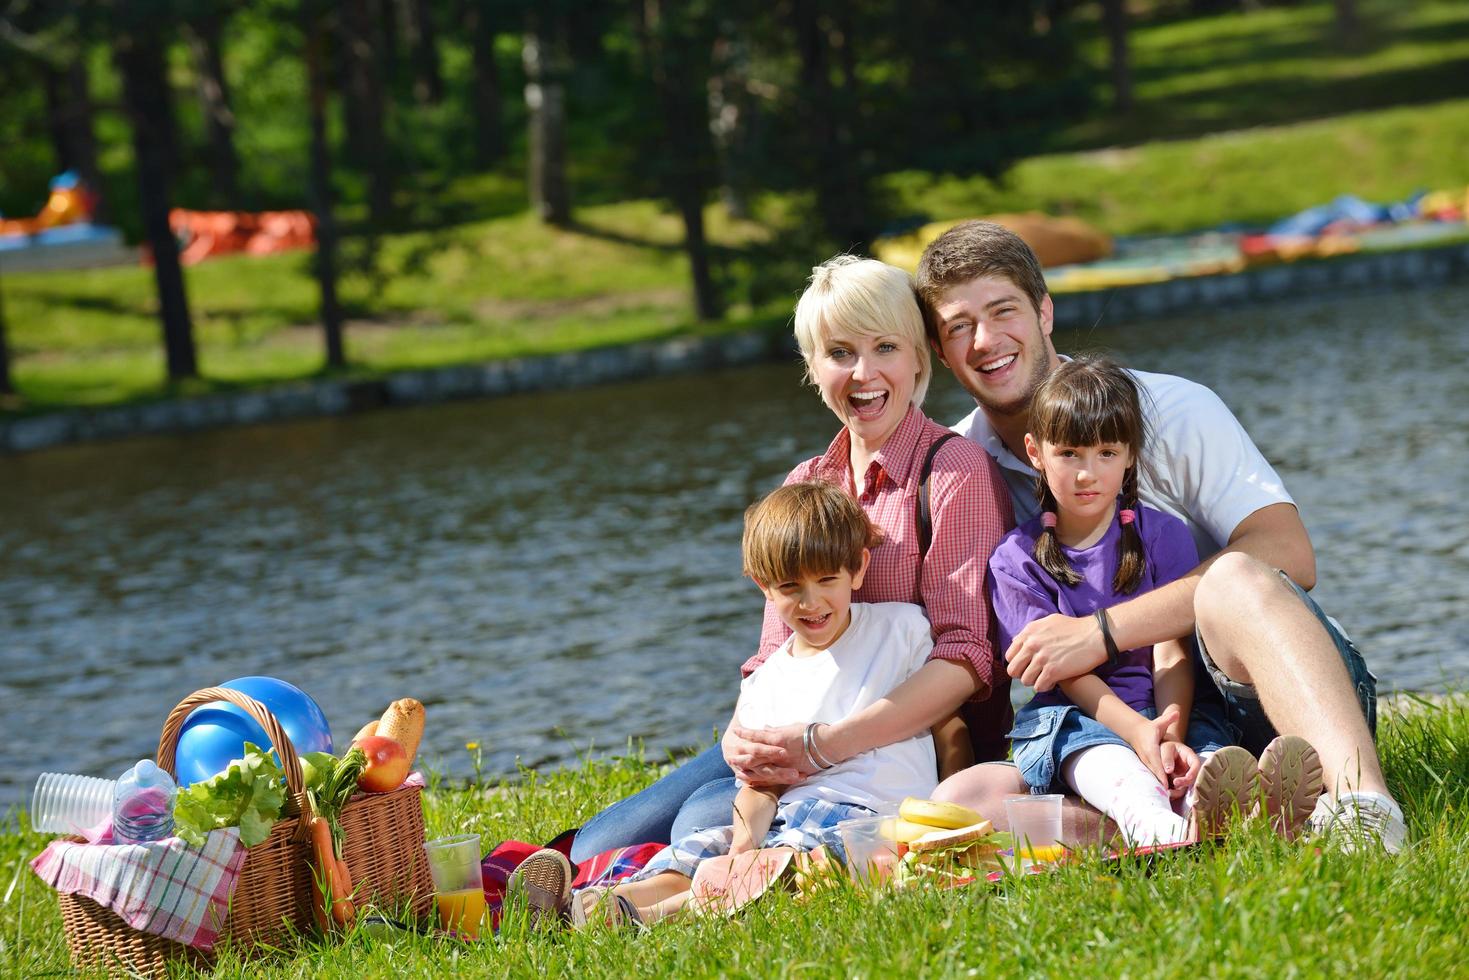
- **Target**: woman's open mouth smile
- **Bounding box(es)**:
[848,389,888,418]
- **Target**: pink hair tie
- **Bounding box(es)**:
[1041,511,1058,529]
[1118,509,1136,526]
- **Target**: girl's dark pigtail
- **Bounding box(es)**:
[1033,482,1083,586]
[1113,465,1146,594]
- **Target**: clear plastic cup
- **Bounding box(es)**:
[1004,794,1065,863]
[838,816,901,883]
[31,772,118,837]
[424,834,485,938]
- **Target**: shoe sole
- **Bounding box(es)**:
[512,848,573,927]
[1193,745,1258,839]
[1257,735,1325,840]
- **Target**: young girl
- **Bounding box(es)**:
[990,355,1245,846]
[571,480,940,925]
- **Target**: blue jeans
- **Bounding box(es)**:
[569,743,739,864]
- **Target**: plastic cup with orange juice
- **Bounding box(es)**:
[1003,794,1067,867]
[424,834,485,938]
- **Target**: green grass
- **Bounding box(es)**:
[886,97,1469,237]
[3,694,1465,977]
[1060,0,1469,149]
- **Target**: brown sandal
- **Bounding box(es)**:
[1191,745,1258,840]
[570,886,645,931]
[1256,735,1324,840]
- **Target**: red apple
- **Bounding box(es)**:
[355,735,410,793]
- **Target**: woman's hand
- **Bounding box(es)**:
[723,723,812,786]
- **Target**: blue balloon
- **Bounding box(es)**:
[174,676,334,787]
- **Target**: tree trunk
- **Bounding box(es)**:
[791,0,869,250]
[0,264,13,398]
[339,0,394,225]
[639,1,720,321]
[1102,0,1132,113]
[304,13,346,370]
[115,26,198,382]
[41,57,108,223]
[400,0,443,104]
[707,31,752,220]
[185,11,242,206]
[523,11,571,224]
[1334,0,1359,42]
[463,0,504,167]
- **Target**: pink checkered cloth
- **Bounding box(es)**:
[31,827,247,951]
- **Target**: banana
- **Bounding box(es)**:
[899,796,984,830]
[878,817,939,844]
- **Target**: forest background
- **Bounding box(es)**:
[1,0,1466,411]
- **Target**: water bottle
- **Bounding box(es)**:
[112,760,178,844]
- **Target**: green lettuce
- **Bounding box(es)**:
[173,742,286,847]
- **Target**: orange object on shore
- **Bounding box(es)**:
[168,209,317,265]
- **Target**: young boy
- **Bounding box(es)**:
[570,480,940,926]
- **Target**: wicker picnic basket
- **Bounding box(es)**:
[55,687,435,977]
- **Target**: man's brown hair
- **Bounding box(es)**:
[742,481,878,586]
[914,220,1048,342]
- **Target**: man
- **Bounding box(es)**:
[915,220,1405,851]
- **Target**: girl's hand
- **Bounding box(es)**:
[1159,741,1201,799]
[723,724,810,786]
[1123,705,1181,787]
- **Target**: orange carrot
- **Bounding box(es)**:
[331,851,357,927]
[308,816,336,933]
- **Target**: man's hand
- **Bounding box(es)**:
[723,723,809,786]
[1005,613,1108,691]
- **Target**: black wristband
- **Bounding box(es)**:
[1094,609,1121,666]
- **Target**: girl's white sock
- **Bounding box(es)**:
[1062,743,1189,847]
[1179,750,1216,819]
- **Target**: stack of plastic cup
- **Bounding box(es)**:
[31,773,118,837]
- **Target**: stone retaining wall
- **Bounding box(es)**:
[4,240,1467,455]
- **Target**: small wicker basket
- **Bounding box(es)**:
[54,686,435,977]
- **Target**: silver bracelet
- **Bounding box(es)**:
[804,722,834,770]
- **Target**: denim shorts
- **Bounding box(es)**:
[1196,569,1378,757]
[1009,698,1233,796]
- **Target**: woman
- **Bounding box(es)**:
[571,256,1013,862]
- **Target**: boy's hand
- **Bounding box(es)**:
[724,724,808,785]
[1159,741,1201,799]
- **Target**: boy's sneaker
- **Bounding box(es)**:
[509,847,574,927]
[1256,735,1324,840]
[1308,792,1407,854]
[1190,745,1258,840]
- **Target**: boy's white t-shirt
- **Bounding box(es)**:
[737,601,938,810]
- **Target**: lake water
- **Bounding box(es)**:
[2,281,1466,810]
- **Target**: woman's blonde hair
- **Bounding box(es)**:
[793,255,932,409]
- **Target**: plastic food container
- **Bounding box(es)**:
[31,773,117,837]
[838,816,901,883]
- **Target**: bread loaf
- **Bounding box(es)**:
[377,698,425,765]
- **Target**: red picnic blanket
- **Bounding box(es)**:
[480,830,664,932]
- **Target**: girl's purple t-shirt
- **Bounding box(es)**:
[987,505,1199,712]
